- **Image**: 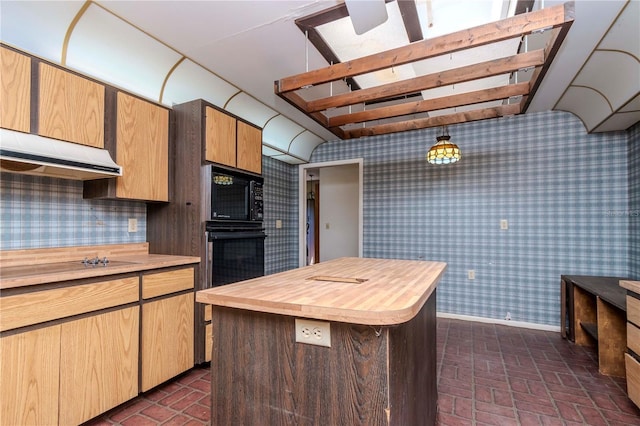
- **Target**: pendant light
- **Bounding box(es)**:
[427,126,461,165]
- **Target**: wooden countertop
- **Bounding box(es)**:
[196,257,447,325]
[621,280,640,295]
[0,243,199,289]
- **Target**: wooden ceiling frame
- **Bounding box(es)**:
[275,1,574,140]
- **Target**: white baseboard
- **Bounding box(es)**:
[437,312,561,332]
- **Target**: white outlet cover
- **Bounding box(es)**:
[295,318,331,347]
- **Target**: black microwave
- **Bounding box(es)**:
[211,168,263,222]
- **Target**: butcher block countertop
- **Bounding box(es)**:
[196,257,447,325]
[621,280,640,295]
[0,243,200,289]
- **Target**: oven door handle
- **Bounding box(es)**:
[208,232,266,240]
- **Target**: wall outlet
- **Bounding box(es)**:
[500,219,509,230]
[128,218,138,233]
[275,219,282,229]
[295,318,331,347]
[468,270,475,280]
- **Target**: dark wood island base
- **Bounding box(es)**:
[210,293,436,425]
[196,257,446,426]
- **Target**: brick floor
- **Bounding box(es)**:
[85,318,640,425]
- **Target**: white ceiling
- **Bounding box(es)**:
[1,1,638,164]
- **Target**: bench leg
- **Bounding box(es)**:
[597,297,627,377]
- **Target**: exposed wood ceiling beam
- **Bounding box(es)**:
[306,49,544,112]
[344,103,522,139]
[276,2,574,140]
[327,82,530,127]
[277,2,574,93]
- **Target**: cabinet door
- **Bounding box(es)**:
[59,306,139,425]
[141,293,194,391]
[0,325,61,426]
[205,106,236,167]
[39,62,104,148]
[0,47,31,132]
[237,121,262,174]
[116,92,169,201]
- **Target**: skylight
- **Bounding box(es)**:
[304,0,519,108]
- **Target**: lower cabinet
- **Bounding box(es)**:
[0,306,139,426]
[204,304,213,362]
[141,268,195,392]
[0,325,61,425]
[0,265,196,425]
[141,293,194,391]
[59,306,139,425]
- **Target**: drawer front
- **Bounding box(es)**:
[629,322,640,355]
[0,277,139,332]
[204,304,212,321]
[628,295,640,327]
[626,353,640,408]
[142,267,194,299]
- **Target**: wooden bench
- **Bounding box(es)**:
[561,275,629,377]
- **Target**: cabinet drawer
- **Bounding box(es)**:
[142,267,194,299]
[0,277,139,332]
[626,354,640,408]
[629,322,640,355]
[628,295,640,327]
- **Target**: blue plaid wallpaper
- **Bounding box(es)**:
[629,122,640,278]
[0,173,146,249]
[262,157,299,274]
[311,110,631,326]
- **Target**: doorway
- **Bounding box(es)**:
[298,159,363,267]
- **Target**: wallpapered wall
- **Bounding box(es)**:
[629,122,640,278]
[1,112,634,327]
[0,174,147,250]
[262,156,299,275]
[311,110,631,326]
[0,157,299,275]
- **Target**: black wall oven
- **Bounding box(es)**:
[206,221,266,287]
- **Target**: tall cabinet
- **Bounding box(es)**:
[147,98,262,364]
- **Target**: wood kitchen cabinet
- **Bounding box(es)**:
[621,280,640,408]
[59,306,139,425]
[84,91,170,202]
[206,105,236,167]
[237,120,262,174]
[141,267,195,391]
[38,62,105,148]
[0,46,31,132]
[0,276,139,425]
[204,103,262,174]
[0,325,61,426]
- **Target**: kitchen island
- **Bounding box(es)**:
[196,257,446,426]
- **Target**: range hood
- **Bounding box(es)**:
[0,128,122,180]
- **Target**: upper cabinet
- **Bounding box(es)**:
[84,91,170,202]
[38,62,105,148]
[0,46,31,132]
[204,104,262,175]
[205,106,236,167]
[237,120,262,175]
[115,92,169,202]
